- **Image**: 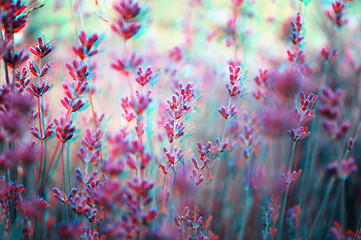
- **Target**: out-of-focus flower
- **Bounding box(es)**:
[319,86,350,140]
[289,12,304,45]
[326,157,358,180]
[16,140,39,166]
[269,68,303,99]
[111,51,143,75]
[260,106,297,136]
[130,90,152,115]
[287,49,305,64]
[113,0,141,20]
[319,86,342,120]
[321,47,338,62]
[20,195,47,219]
[218,105,238,120]
[169,46,183,62]
[190,168,204,185]
[135,67,152,87]
[325,1,347,27]
[328,221,355,240]
[111,19,141,40]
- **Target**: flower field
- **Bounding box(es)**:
[0,0,361,239]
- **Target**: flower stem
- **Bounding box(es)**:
[278,140,297,240]
[309,177,335,238]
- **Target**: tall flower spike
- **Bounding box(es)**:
[289,12,304,45]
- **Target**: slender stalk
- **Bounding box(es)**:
[68,0,79,38]
[4,58,9,86]
[340,179,346,233]
[67,143,71,193]
[76,0,85,30]
[354,202,361,240]
[211,96,232,219]
[161,174,167,224]
[218,151,230,232]
[40,140,48,190]
[40,143,65,191]
[232,4,238,63]
[37,58,47,184]
[40,141,60,189]
[326,181,341,237]
[194,185,198,238]
[11,34,15,90]
[278,140,297,240]
[308,177,335,238]
[238,188,251,239]
[220,97,232,143]
[61,144,66,193]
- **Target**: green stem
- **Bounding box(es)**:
[194,185,198,238]
[238,189,251,240]
[42,143,65,190]
[354,200,361,240]
[309,177,335,238]
[277,141,296,240]
[218,151,231,233]
[67,143,71,193]
[341,179,346,233]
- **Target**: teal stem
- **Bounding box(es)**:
[40,141,48,192]
[43,144,65,189]
[354,201,361,240]
[309,177,335,238]
[218,151,231,233]
[278,140,297,240]
[67,143,71,193]
[341,179,346,233]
